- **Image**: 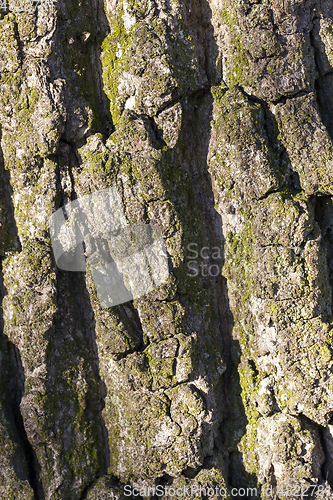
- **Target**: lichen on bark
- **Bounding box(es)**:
[1,0,333,498]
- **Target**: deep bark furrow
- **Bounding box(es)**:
[1,0,333,498]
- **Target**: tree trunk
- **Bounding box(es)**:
[0,0,333,498]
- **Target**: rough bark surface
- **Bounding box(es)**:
[0,0,333,498]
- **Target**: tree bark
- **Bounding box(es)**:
[0,0,333,498]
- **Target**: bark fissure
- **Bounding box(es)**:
[1,0,333,497]
[0,261,45,500]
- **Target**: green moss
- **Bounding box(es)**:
[275,94,333,195]
[237,358,261,472]
[211,83,228,103]
[101,9,133,125]
[146,348,176,390]
[225,222,254,295]
[220,6,254,89]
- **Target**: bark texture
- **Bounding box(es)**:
[0,0,333,498]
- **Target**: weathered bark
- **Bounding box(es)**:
[0,0,333,498]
